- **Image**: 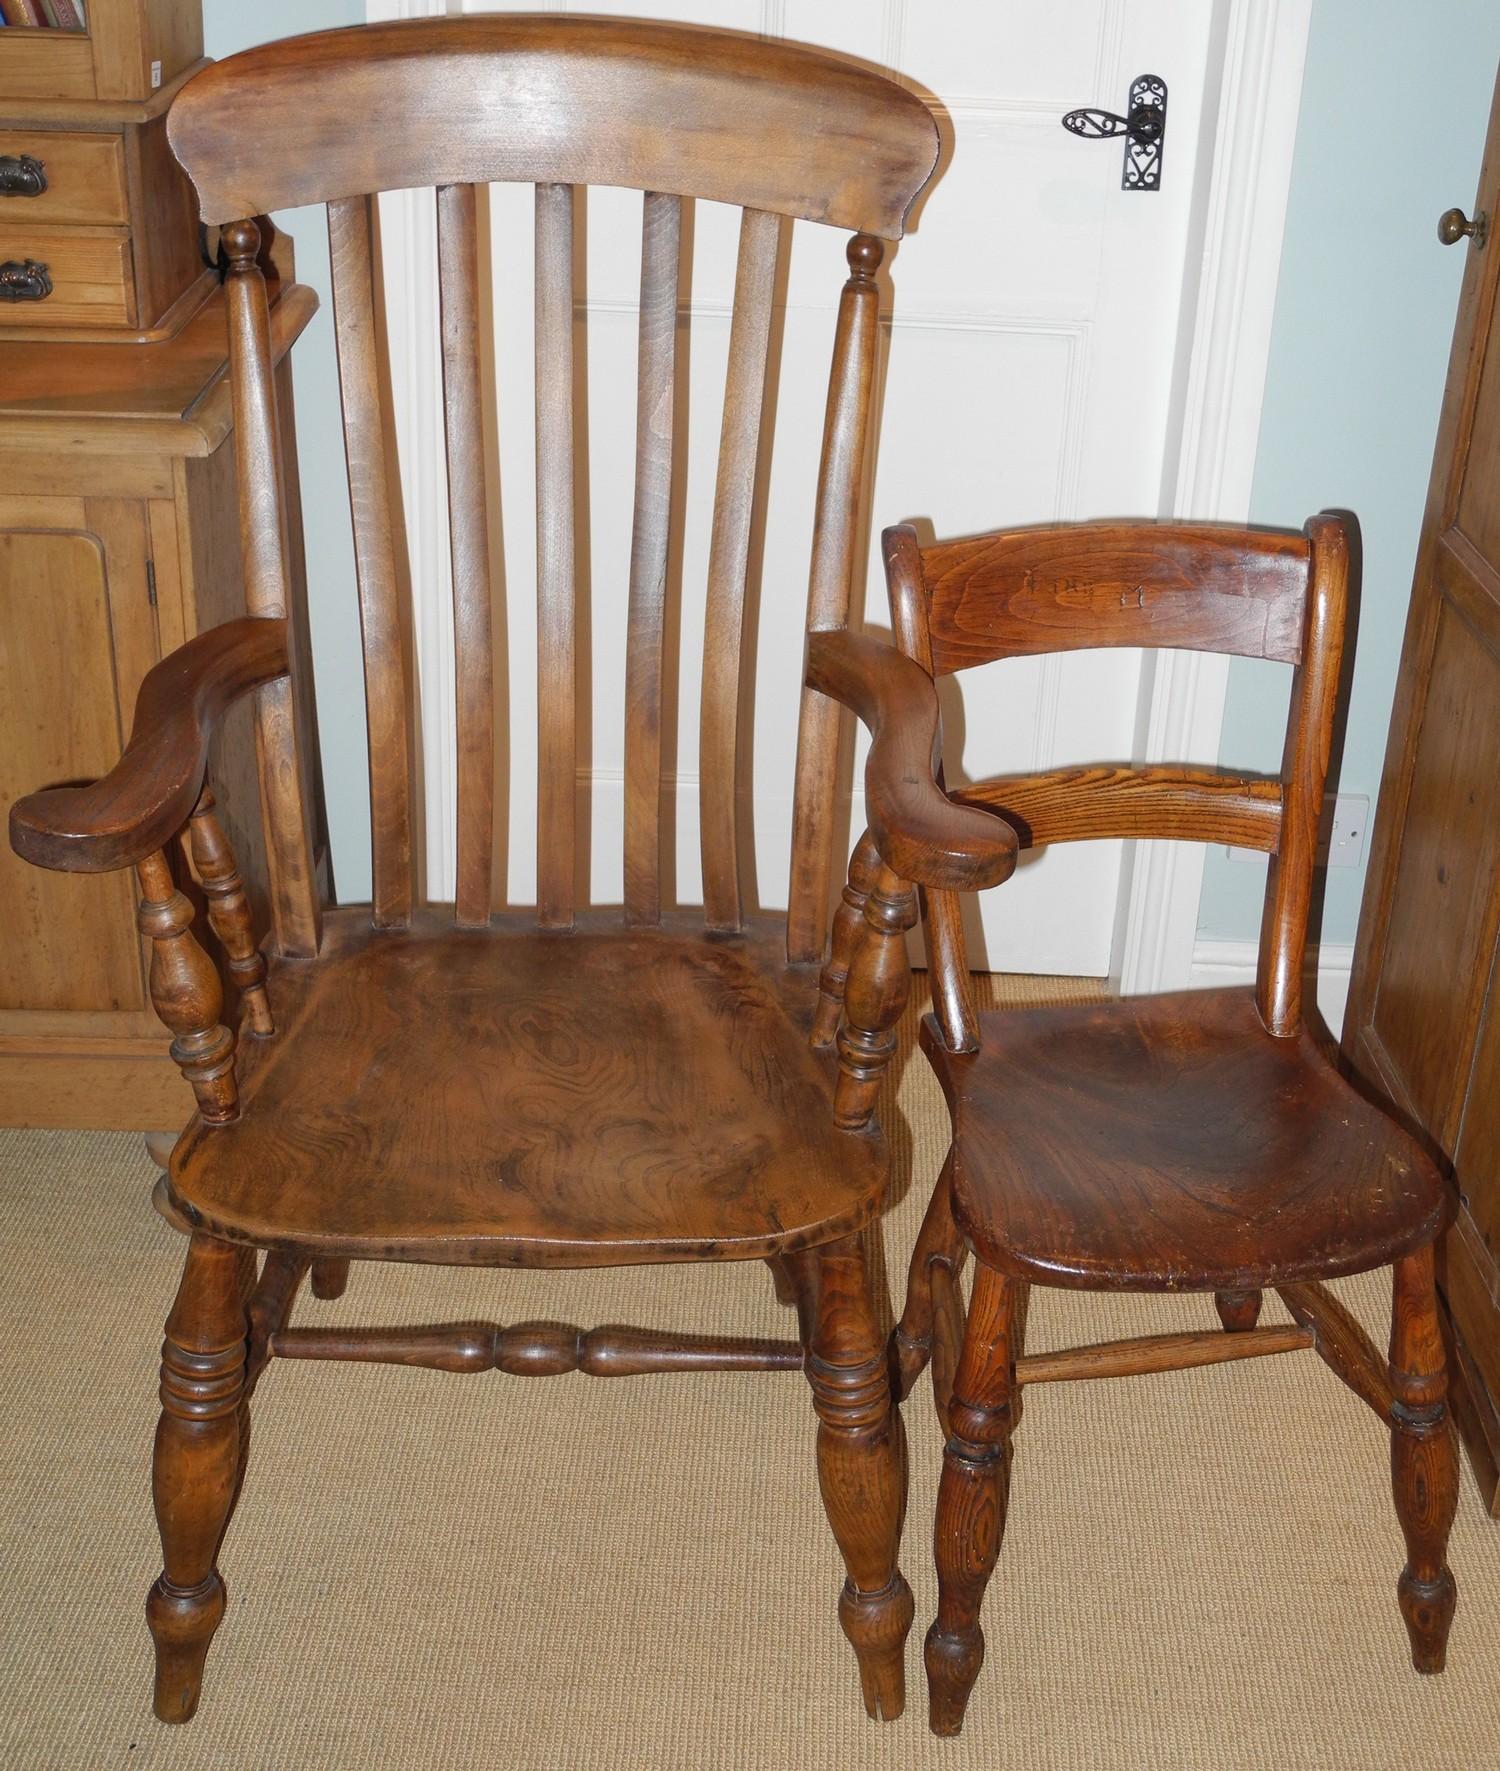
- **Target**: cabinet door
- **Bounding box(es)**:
[0,498,160,1034]
[1344,67,1500,1509]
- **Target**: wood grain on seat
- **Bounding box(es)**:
[166,909,883,1267]
[924,989,1451,1293]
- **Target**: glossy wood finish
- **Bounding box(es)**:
[329,193,414,931]
[926,1263,1020,1738]
[622,189,681,928]
[271,1321,804,1377]
[164,909,883,1267]
[787,234,886,960]
[7,18,947,1723]
[9,616,288,874]
[1390,1244,1460,1671]
[917,520,1311,674]
[146,1231,245,1723]
[923,990,1451,1292]
[166,17,938,236]
[136,847,237,1125]
[869,514,1463,1734]
[792,1235,914,1720]
[437,181,496,928]
[222,218,320,960]
[1344,63,1500,1511]
[187,785,273,1038]
[534,180,576,930]
[701,205,780,931]
[804,630,1018,895]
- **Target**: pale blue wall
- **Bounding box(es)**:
[202,0,371,901]
[1196,1,1500,942]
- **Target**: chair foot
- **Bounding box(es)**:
[1390,1245,1458,1674]
[800,1237,912,1719]
[840,1575,916,1720]
[1214,1288,1262,1333]
[310,1257,350,1301]
[147,1233,247,1723]
[926,1263,1023,1737]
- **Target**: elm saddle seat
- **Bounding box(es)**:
[167,909,883,1265]
[922,987,1449,1293]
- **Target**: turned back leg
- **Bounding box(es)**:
[796,1236,914,1720]
[1389,1244,1458,1673]
[926,1262,1024,1737]
[147,1233,248,1723]
[310,1257,351,1300]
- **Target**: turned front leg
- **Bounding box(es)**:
[1389,1244,1458,1673]
[147,1234,248,1722]
[834,864,915,1129]
[800,1237,914,1720]
[927,1262,1023,1737]
[137,849,238,1123]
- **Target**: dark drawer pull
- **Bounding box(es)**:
[0,259,53,302]
[0,154,47,198]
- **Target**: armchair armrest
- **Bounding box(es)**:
[9,617,290,875]
[805,628,1017,892]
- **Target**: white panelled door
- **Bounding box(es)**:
[368,0,1301,976]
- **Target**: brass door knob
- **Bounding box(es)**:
[1438,207,1488,247]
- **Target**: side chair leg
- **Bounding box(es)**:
[1214,1289,1262,1333]
[801,1236,914,1720]
[892,1159,967,1406]
[147,1233,248,1723]
[310,1257,351,1301]
[1389,1244,1458,1673]
[926,1262,1023,1738]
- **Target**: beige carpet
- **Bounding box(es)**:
[2,977,1498,1771]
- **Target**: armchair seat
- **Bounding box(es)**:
[165,908,884,1268]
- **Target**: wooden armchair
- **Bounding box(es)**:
[815,516,1459,1735]
[5,17,1022,1726]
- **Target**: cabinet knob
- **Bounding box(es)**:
[1438,207,1488,248]
[0,154,47,198]
[0,259,52,302]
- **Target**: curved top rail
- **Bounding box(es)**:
[168,16,940,237]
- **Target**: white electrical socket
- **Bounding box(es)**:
[1223,792,1369,868]
[1324,793,1369,869]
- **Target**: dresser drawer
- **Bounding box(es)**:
[0,225,133,328]
[0,130,129,227]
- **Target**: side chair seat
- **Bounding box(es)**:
[165,907,885,1267]
[923,986,1451,1293]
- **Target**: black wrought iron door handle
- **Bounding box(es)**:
[1062,74,1168,191]
[0,154,48,198]
[0,259,53,302]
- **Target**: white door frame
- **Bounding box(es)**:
[1114,0,1313,992]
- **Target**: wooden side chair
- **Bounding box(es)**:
[817,515,1459,1736]
[3,17,1021,1726]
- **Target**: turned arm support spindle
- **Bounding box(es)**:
[187,787,273,1037]
[136,850,239,1125]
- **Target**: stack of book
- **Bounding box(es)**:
[0,0,87,27]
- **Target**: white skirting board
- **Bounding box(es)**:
[1188,937,1355,1041]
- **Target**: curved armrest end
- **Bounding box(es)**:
[806,629,1017,892]
[9,617,290,875]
